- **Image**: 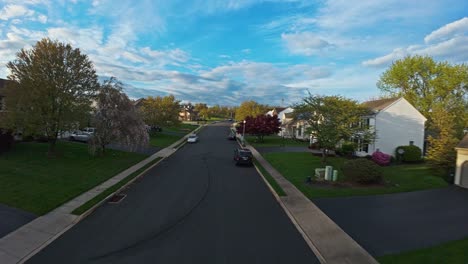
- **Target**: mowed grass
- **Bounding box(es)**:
[0,142,147,215]
[150,123,200,148]
[246,135,309,147]
[253,159,286,196]
[72,157,162,215]
[164,123,199,134]
[149,133,183,148]
[378,236,468,264]
[263,152,448,199]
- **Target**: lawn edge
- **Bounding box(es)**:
[72,125,204,216]
[253,158,287,196]
[71,157,163,216]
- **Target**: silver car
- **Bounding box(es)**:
[187,134,198,143]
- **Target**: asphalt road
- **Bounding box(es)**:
[314,186,468,256]
[0,203,36,238]
[28,122,318,264]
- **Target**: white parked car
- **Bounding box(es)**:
[69,127,95,142]
[187,134,198,143]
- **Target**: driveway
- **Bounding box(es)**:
[314,186,468,256]
[0,203,36,238]
[27,122,319,264]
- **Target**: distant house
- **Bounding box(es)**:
[266,107,309,140]
[356,97,426,157]
[133,98,146,109]
[179,103,199,121]
[455,134,468,189]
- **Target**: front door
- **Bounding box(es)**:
[461,161,468,188]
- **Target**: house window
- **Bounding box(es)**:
[298,125,302,137]
[0,96,4,111]
[409,141,414,146]
[363,143,369,152]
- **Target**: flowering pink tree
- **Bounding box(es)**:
[236,114,281,142]
[90,77,149,155]
[372,150,391,166]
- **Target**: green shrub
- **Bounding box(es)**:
[395,145,422,162]
[341,142,356,156]
[343,158,383,184]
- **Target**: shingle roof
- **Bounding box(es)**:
[457,133,468,149]
[362,97,400,111]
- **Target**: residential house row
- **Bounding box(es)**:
[267,97,426,158]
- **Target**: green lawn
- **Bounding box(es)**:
[253,159,286,196]
[0,142,147,215]
[150,124,200,148]
[149,133,183,148]
[246,135,309,147]
[378,237,468,264]
[263,152,448,198]
[163,123,199,134]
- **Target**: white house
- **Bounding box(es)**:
[455,134,468,189]
[355,97,427,157]
[266,107,309,139]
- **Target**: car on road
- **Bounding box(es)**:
[228,132,236,140]
[234,148,253,166]
[187,134,198,143]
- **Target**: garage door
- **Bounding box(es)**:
[462,161,468,188]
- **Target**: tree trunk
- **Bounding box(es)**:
[321,148,328,164]
[48,138,57,157]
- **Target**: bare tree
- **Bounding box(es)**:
[90,77,149,155]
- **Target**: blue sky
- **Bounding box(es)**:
[0,0,467,106]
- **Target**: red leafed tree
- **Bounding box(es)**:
[237,114,281,142]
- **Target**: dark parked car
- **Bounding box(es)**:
[228,132,236,140]
[234,148,253,166]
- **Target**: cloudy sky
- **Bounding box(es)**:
[0,0,467,106]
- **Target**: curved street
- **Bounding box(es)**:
[27,122,319,264]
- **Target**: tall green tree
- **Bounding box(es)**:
[5,38,99,155]
[194,103,209,120]
[139,95,180,128]
[294,95,374,163]
[235,100,268,121]
[377,55,468,168]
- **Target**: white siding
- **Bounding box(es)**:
[371,98,426,156]
[455,149,468,188]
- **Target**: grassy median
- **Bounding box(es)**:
[0,142,147,215]
[72,157,162,215]
[253,159,286,196]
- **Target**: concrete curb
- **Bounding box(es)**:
[243,140,378,264]
[252,163,328,264]
[1,124,205,264]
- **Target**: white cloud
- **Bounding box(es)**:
[0,4,35,20]
[363,18,468,68]
[37,14,47,23]
[424,17,468,43]
[281,32,331,56]
[362,48,408,67]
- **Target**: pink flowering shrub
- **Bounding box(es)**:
[372,150,391,166]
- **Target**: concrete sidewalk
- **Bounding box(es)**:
[0,126,202,264]
[248,145,378,264]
